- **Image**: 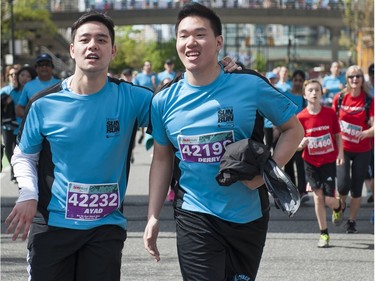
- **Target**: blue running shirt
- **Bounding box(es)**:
[18,77,61,107]
[150,68,297,223]
[18,77,152,230]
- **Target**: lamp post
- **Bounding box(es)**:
[9,0,15,58]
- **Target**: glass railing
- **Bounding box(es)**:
[48,0,345,13]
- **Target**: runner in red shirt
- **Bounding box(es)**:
[298,79,345,248]
[332,65,374,234]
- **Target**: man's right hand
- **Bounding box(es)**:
[5,200,37,241]
[143,216,161,262]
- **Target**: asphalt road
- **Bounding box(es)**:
[1,136,374,281]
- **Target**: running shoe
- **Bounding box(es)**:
[317,233,330,248]
[332,209,343,226]
[345,220,358,234]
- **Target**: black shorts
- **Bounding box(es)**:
[27,223,127,281]
[175,207,269,281]
[304,161,337,197]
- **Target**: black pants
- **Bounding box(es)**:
[2,129,16,179]
[284,150,306,194]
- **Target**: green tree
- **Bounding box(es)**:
[1,0,57,54]
[254,52,267,73]
[111,26,182,75]
[341,0,374,61]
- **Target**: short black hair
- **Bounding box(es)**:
[175,2,222,37]
[122,68,133,76]
[71,11,115,45]
[292,69,306,80]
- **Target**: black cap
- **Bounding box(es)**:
[165,59,173,65]
[35,53,53,63]
[122,68,132,76]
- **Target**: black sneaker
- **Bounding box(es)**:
[345,220,358,234]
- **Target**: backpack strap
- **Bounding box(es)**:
[364,94,372,122]
[336,91,344,117]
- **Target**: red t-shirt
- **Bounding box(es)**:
[298,106,341,167]
[332,91,374,153]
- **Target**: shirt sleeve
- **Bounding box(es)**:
[149,92,170,146]
[257,78,298,126]
[11,146,39,202]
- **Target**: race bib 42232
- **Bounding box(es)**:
[66,182,120,221]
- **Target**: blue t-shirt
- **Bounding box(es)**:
[18,77,152,230]
[157,70,176,85]
[18,77,61,107]
[0,84,13,95]
[132,72,156,90]
[322,74,346,106]
[275,80,292,92]
[150,68,297,224]
[282,90,306,114]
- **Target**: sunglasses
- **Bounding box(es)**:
[36,62,52,67]
[347,75,362,79]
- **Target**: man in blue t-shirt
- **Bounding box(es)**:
[132,60,157,91]
[157,59,176,85]
[143,3,304,281]
[322,61,346,107]
[15,53,60,119]
[275,65,292,92]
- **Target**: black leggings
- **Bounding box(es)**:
[2,130,16,178]
[337,150,371,198]
[284,150,306,194]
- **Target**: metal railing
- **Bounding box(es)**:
[47,0,345,13]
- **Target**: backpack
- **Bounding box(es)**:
[336,91,372,123]
[1,93,18,131]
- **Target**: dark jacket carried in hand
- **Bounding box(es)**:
[216,139,300,217]
[216,139,270,186]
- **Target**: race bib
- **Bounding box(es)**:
[177,131,234,163]
[340,120,362,144]
[66,182,120,221]
[307,133,334,155]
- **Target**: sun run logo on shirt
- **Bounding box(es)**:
[106,118,120,138]
[217,106,234,127]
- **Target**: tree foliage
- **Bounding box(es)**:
[1,0,57,41]
[341,0,374,57]
[110,26,182,75]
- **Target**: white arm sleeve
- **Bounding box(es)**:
[11,146,40,202]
